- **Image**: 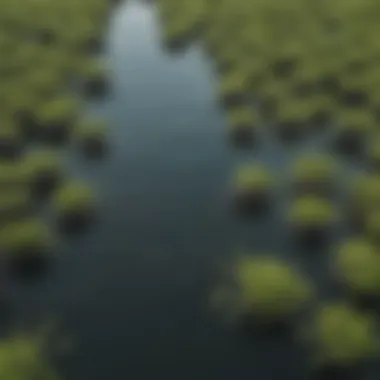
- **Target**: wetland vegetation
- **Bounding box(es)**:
[2,0,380,379]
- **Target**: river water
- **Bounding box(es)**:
[3,1,369,379]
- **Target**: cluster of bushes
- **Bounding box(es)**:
[153,0,380,377]
[0,332,60,380]
[0,0,119,377]
[157,0,380,154]
[213,252,380,374]
[0,0,116,280]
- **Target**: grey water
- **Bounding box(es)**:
[4,1,375,379]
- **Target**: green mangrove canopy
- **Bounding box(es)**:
[0,218,52,257]
[302,303,379,368]
[333,238,380,295]
[235,163,272,193]
[229,255,314,323]
[53,181,95,215]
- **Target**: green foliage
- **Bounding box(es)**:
[219,69,248,95]
[75,118,107,142]
[24,67,62,97]
[303,303,379,368]
[276,99,310,125]
[53,181,95,215]
[0,334,60,380]
[365,210,380,242]
[80,58,107,80]
[366,134,380,165]
[292,154,337,185]
[227,106,260,132]
[336,108,374,133]
[350,174,380,215]
[22,149,63,181]
[0,121,21,141]
[229,255,314,322]
[0,218,52,257]
[38,95,80,126]
[0,188,31,219]
[334,238,380,295]
[0,162,27,188]
[289,196,336,227]
[235,164,272,192]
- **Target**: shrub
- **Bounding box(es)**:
[349,174,380,228]
[338,75,369,108]
[259,79,287,118]
[219,69,249,105]
[53,181,95,232]
[37,95,80,144]
[275,99,310,140]
[80,58,108,97]
[289,65,320,98]
[333,238,380,297]
[270,42,301,79]
[75,118,107,158]
[234,163,273,212]
[334,108,374,153]
[24,67,62,99]
[226,106,259,145]
[0,333,60,380]
[366,133,380,170]
[227,255,314,326]
[289,196,336,243]
[302,303,379,369]
[0,162,28,189]
[308,94,335,126]
[7,91,42,139]
[0,122,22,159]
[0,218,52,260]
[291,154,337,196]
[0,189,32,222]
[365,210,380,244]
[22,149,63,197]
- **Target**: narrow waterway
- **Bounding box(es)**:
[4,1,359,379]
